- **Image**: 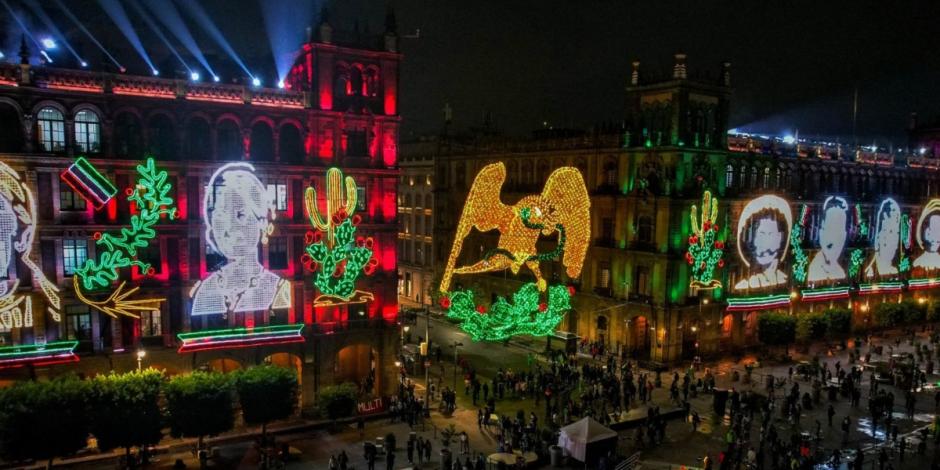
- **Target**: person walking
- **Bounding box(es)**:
[386,449,395,470]
[827,404,835,427]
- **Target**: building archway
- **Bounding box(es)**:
[114,112,143,158]
[335,343,377,395]
[202,358,243,373]
[0,102,23,153]
[147,113,177,160]
[743,312,759,345]
[626,315,651,360]
[279,123,303,164]
[217,120,242,161]
[249,121,275,162]
[186,116,211,159]
[720,313,734,350]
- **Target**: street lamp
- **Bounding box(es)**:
[452,340,463,390]
[136,349,146,371]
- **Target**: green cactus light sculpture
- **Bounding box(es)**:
[303,168,378,306]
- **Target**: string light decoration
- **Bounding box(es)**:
[734,195,791,290]
[74,158,174,319]
[899,213,912,273]
[190,163,291,316]
[849,203,870,278]
[177,324,304,353]
[801,286,851,302]
[0,341,78,369]
[439,162,590,341]
[302,168,377,306]
[687,191,724,289]
[60,157,118,208]
[913,199,940,271]
[725,293,790,312]
[908,277,940,290]
[0,161,60,330]
[791,204,810,283]
[445,283,571,341]
[858,281,904,295]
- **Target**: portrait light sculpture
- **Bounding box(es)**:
[0,162,60,330]
[913,199,940,271]
[190,163,291,316]
[686,191,725,289]
[864,198,901,278]
[806,196,849,283]
[302,168,377,306]
[73,158,174,318]
[439,162,590,341]
[734,195,792,290]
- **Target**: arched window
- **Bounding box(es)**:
[637,215,653,243]
[217,120,242,161]
[762,167,770,189]
[74,110,100,154]
[349,67,363,96]
[36,107,65,152]
[114,112,142,158]
[147,114,176,160]
[725,164,734,188]
[249,121,274,162]
[605,161,617,186]
[0,103,24,152]
[774,168,782,189]
[596,315,608,331]
[279,124,303,164]
[186,117,210,159]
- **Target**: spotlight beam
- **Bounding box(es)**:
[97,0,157,73]
[23,0,84,64]
[127,0,190,74]
[175,0,252,78]
[260,0,314,85]
[52,0,123,70]
[143,0,217,80]
[0,0,44,53]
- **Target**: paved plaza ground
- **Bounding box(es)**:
[53,314,940,470]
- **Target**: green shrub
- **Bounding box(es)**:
[823,308,852,336]
[874,302,904,327]
[165,371,235,448]
[796,312,827,343]
[235,366,298,439]
[89,369,164,460]
[0,376,91,465]
[318,383,359,421]
[758,313,796,347]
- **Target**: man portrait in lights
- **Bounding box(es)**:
[807,196,849,282]
[0,162,59,330]
[191,163,291,316]
[914,199,940,271]
[865,198,900,278]
[734,195,792,290]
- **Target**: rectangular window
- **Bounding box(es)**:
[266,183,288,211]
[59,186,87,211]
[63,239,88,276]
[356,186,366,212]
[346,130,368,156]
[269,236,288,270]
[599,263,611,289]
[634,266,651,297]
[601,218,613,240]
[140,310,162,337]
[65,304,92,341]
[137,243,161,275]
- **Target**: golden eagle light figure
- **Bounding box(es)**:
[440,162,590,293]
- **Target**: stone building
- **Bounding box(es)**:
[0,14,401,410]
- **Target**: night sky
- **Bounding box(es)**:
[5,0,940,144]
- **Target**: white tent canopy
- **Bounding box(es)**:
[557,417,618,461]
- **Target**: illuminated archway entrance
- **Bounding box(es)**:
[720,314,734,350]
[744,312,759,345]
[626,315,651,360]
[335,344,377,394]
[203,358,243,373]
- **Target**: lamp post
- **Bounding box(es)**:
[136,349,146,372]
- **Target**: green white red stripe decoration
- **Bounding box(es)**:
[177,324,304,353]
[0,341,79,369]
[908,278,940,290]
[726,294,791,312]
[858,281,904,295]
[800,286,851,302]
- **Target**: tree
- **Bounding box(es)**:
[0,376,90,467]
[796,312,827,344]
[900,299,927,324]
[758,313,796,355]
[89,369,164,466]
[318,383,358,423]
[822,308,852,337]
[234,366,298,441]
[164,371,235,460]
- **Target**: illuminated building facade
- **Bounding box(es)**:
[0,16,400,409]
[397,142,435,306]
[428,54,940,362]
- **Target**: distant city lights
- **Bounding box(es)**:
[40,37,57,50]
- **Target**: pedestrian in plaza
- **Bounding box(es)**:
[424,438,432,462]
[827,404,835,426]
[357,415,365,438]
[842,416,851,444]
[386,449,395,470]
[366,449,376,470]
[329,454,338,470]
[899,437,906,462]
[338,450,349,470]
[407,436,415,463]
[879,447,888,470]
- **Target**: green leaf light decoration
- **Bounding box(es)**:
[791,204,809,284]
[443,283,573,342]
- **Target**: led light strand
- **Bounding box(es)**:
[303,168,377,306]
[899,213,912,273]
[858,281,904,295]
[791,204,809,283]
[60,157,118,208]
[443,283,571,341]
[908,278,940,290]
[177,324,304,353]
[74,158,173,319]
[0,340,78,369]
[726,294,791,312]
[687,190,724,289]
[801,286,851,302]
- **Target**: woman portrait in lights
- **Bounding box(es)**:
[914,199,940,271]
[191,163,290,316]
[0,162,59,330]
[807,196,849,282]
[734,195,792,290]
[865,198,900,278]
